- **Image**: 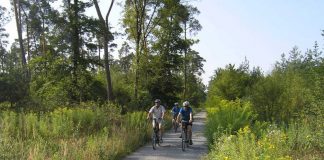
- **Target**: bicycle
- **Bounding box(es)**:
[151,118,161,150]
[172,117,179,132]
[181,120,189,151]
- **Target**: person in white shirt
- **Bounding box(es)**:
[147,99,166,141]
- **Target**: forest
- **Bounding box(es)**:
[0,0,205,159]
[0,0,323,159]
[0,0,205,110]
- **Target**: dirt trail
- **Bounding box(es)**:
[123,111,208,160]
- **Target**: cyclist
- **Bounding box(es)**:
[171,102,180,131]
[171,102,180,122]
[147,99,166,141]
[177,101,193,145]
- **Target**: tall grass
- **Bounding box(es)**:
[0,103,171,159]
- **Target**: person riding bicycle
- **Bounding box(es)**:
[177,101,193,145]
[147,99,166,141]
[171,102,180,121]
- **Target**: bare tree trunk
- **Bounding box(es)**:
[13,0,27,68]
[93,0,114,101]
[104,35,113,100]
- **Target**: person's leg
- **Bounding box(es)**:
[158,122,163,140]
[172,115,176,125]
[152,120,156,129]
[179,122,185,138]
[187,124,193,145]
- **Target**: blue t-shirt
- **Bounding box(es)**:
[172,106,180,115]
[179,107,192,121]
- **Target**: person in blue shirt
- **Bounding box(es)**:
[171,102,180,132]
[171,102,180,121]
[177,101,193,145]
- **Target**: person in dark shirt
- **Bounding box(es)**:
[177,101,193,145]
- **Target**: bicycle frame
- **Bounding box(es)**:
[181,121,189,151]
[152,118,160,150]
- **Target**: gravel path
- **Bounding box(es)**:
[123,111,208,160]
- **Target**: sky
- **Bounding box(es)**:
[3,0,324,86]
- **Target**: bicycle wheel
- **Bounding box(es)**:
[172,120,177,132]
[181,128,186,151]
[157,129,162,145]
[152,131,157,150]
[185,131,189,147]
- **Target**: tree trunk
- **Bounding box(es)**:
[72,0,80,76]
[104,35,113,100]
[134,38,140,100]
[133,1,144,100]
[26,24,30,62]
[13,0,27,68]
[98,37,101,70]
[183,22,187,100]
[93,0,114,101]
[68,0,81,101]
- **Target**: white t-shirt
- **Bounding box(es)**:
[149,105,166,119]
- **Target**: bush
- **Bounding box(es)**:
[205,99,255,146]
[205,125,291,160]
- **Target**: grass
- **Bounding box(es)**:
[0,103,172,159]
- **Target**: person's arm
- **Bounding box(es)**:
[177,109,182,123]
[147,112,151,119]
[189,112,193,123]
[147,107,153,119]
[161,106,166,119]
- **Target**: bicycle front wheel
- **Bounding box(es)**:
[152,132,157,150]
[181,129,186,151]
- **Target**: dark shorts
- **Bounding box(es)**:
[181,121,192,128]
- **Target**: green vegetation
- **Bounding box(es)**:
[0,0,204,159]
[205,43,324,159]
[0,103,171,159]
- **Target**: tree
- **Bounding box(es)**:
[180,3,202,99]
[93,0,115,101]
[12,0,27,71]
[122,0,162,100]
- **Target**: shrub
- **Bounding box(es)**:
[205,99,255,146]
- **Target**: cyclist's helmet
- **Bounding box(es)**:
[154,99,161,103]
[174,102,179,106]
[183,101,190,107]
